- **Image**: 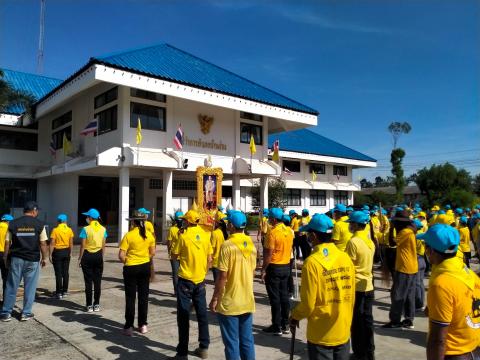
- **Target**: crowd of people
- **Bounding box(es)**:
[0,200,480,360]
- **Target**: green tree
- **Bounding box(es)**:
[0,69,35,118]
[391,148,406,203]
[388,121,412,149]
[251,177,287,211]
[360,178,373,188]
[473,174,480,196]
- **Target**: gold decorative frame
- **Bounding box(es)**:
[196,166,223,226]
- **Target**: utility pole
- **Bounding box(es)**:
[37,0,46,74]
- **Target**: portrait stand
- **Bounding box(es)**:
[196,166,223,228]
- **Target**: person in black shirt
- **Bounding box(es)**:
[0,201,49,322]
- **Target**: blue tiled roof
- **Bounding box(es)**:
[93,43,318,115]
[1,68,62,114]
[268,128,376,162]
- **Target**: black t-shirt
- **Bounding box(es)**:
[8,216,46,262]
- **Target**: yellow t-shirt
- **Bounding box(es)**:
[265,223,294,265]
[428,257,480,355]
[50,223,74,249]
[81,220,107,253]
[332,216,352,251]
[459,226,471,253]
[472,223,480,245]
[216,232,257,316]
[416,224,426,256]
[395,227,418,274]
[299,215,311,236]
[173,225,213,284]
[0,221,8,253]
[259,217,269,235]
[119,227,155,266]
[145,220,155,239]
[211,228,225,269]
[291,243,355,346]
[167,224,180,260]
[345,231,375,292]
[291,217,300,232]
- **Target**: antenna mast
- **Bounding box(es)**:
[37,0,46,74]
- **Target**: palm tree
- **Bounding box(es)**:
[388,121,411,149]
[0,69,35,118]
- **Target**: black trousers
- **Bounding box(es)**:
[81,251,103,306]
[52,248,71,295]
[265,264,291,329]
[299,234,312,260]
[307,341,350,360]
[0,251,8,298]
[351,291,375,360]
[464,252,471,268]
[123,261,150,329]
[384,247,397,280]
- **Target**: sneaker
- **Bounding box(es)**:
[122,327,133,336]
[381,322,402,329]
[55,293,63,300]
[193,347,208,359]
[415,306,425,312]
[62,292,69,298]
[20,313,34,321]
[93,304,100,312]
[138,325,148,334]
[262,325,282,336]
[86,306,93,313]
[0,313,12,322]
[281,325,290,335]
[402,319,415,329]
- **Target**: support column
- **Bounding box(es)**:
[260,176,268,211]
[232,175,241,210]
[162,170,173,243]
[118,167,130,243]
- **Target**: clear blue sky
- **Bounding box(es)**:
[1,0,479,180]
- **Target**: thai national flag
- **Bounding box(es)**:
[49,139,56,157]
[283,167,293,176]
[174,125,183,150]
[80,119,98,136]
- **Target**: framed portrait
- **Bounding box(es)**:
[196,166,223,214]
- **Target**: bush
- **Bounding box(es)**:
[246,213,259,232]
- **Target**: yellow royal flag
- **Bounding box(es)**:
[136,117,142,145]
[312,170,317,182]
[62,133,73,156]
[249,134,256,155]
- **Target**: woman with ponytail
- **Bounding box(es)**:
[119,212,155,336]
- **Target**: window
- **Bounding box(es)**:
[282,160,301,173]
[240,122,263,145]
[333,165,348,177]
[309,163,325,175]
[0,130,38,151]
[333,191,349,205]
[94,87,118,109]
[51,111,72,130]
[130,88,166,103]
[173,180,197,191]
[52,126,72,150]
[130,102,166,131]
[95,106,117,135]
[240,111,263,122]
[285,189,301,206]
[149,179,163,189]
[310,190,326,206]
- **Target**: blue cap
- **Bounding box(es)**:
[413,219,423,229]
[137,208,151,215]
[346,206,354,212]
[459,216,468,225]
[475,205,480,210]
[299,213,334,233]
[302,209,309,215]
[466,208,471,212]
[362,205,370,211]
[438,210,446,215]
[333,204,347,213]
[455,208,463,215]
[174,211,184,220]
[445,204,451,210]
[347,211,370,225]
[417,224,459,254]
[57,214,68,222]
[381,209,387,215]
[473,213,480,220]
[289,210,297,216]
[1,214,13,221]
[228,211,247,229]
[82,208,100,219]
[269,208,284,220]
[282,215,291,224]
[373,205,379,211]
[262,208,269,216]
[217,205,224,211]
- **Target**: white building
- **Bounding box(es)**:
[0,44,376,241]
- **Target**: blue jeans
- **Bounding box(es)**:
[176,277,210,356]
[217,313,255,360]
[1,257,40,315]
[170,259,179,294]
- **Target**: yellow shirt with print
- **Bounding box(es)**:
[395,227,418,274]
[291,217,300,232]
[211,228,225,269]
[291,243,355,346]
[299,215,311,236]
[167,224,180,260]
[265,223,294,265]
[0,221,8,252]
[332,216,352,251]
[173,225,213,284]
[345,231,375,292]
[119,227,155,266]
[459,226,471,253]
[428,258,480,356]
[81,220,107,253]
[216,232,257,316]
[50,223,74,249]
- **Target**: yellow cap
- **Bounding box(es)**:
[435,214,451,225]
[418,211,426,218]
[431,205,440,211]
[181,210,200,224]
[216,212,227,222]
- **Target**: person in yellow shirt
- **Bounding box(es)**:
[78,208,107,313]
[472,213,480,256]
[290,213,355,360]
[428,205,440,226]
[209,210,257,360]
[345,211,375,360]
[49,214,74,299]
[383,210,418,329]
[257,208,269,245]
[167,211,183,296]
[458,216,472,268]
[413,219,427,312]
[119,213,155,336]
[262,207,294,335]
[422,224,480,359]
[211,212,227,282]
[298,209,312,259]
[171,209,213,360]
[289,210,301,259]
[0,214,13,300]
[332,203,352,251]
[137,208,156,282]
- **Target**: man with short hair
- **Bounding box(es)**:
[332,204,352,251]
[0,201,49,321]
[298,209,312,259]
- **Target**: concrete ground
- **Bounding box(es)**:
[0,241,439,360]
